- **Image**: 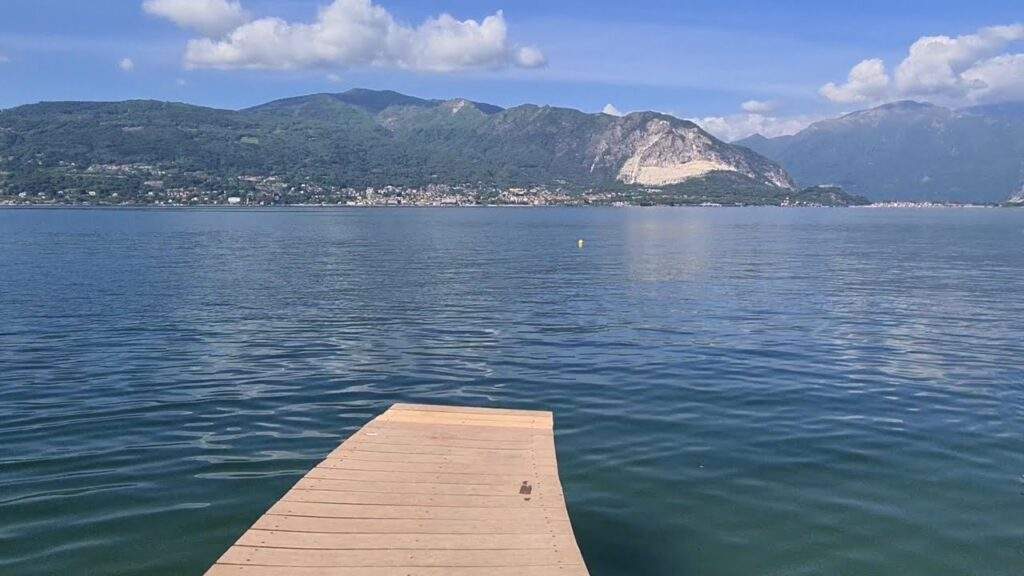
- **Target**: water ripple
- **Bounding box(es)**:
[1,207,1022,575]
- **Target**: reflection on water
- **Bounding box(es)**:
[1,207,1023,575]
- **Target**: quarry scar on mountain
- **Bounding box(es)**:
[604,119,795,188]
[581,115,795,188]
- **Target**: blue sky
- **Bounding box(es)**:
[2,0,1023,140]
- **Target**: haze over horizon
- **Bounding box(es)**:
[2,0,1024,141]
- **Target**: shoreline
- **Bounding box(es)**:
[0,202,1012,210]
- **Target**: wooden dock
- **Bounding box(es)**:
[206,403,590,575]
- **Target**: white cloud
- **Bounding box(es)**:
[740,99,776,114]
[514,46,547,68]
[326,73,343,83]
[143,0,250,37]
[895,24,1024,97]
[119,57,136,72]
[690,100,817,142]
[960,53,1024,102]
[819,58,890,104]
[693,113,819,142]
[173,0,545,73]
[821,24,1024,106]
[602,103,623,116]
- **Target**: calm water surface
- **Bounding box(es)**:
[1,207,1022,575]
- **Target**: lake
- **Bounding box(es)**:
[1,207,1022,575]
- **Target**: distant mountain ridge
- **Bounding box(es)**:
[244,90,793,189]
[247,88,506,115]
[737,100,1024,203]
[0,89,803,205]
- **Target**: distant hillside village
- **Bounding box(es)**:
[0,163,854,207]
[0,164,608,207]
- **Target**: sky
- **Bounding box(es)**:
[1,0,1023,141]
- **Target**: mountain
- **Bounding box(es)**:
[248,88,505,115]
[736,100,1024,203]
[246,91,794,190]
[0,89,813,205]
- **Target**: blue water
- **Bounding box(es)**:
[1,207,1022,575]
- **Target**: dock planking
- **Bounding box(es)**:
[206,403,590,576]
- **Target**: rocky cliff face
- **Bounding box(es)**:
[591,113,794,188]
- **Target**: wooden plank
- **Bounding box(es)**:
[362,418,551,431]
[392,403,553,418]
[266,502,571,521]
[388,407,552,425]
[375,412,552,429]
[317,458,559,476]
[341,437,552,451]
[336,441,553,456]
[304,466,563,488]
[282,483,561,506]
[236,530,577,550]
[217,547,581,567]
[253,516,573,535]
[361,421,552,439]
[295,477,563,497]
[349,434,547,452]
[328,448,541,465]
[206,404,588,575]
[208,566,589,576]
[282,489,563,508]
[349,434,541,450]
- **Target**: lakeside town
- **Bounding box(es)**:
[0,162,610,206]
[0,177,622,207]
[1,163,1018,208]
[0,165,768,207]
[1,184,1013,208]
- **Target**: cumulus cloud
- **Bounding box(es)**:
[819,58,890,104]
[695,113,817,142]
[740,99,776,114]
[143,0,250,37]
[960,53,1024,102]
[514,45,547,68]
[821,24,1024,105]
[895,24,1024,97]
[602,103,623,116]
[691,100,817,142]
[119,57,136,72]
[153,0,545,73]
